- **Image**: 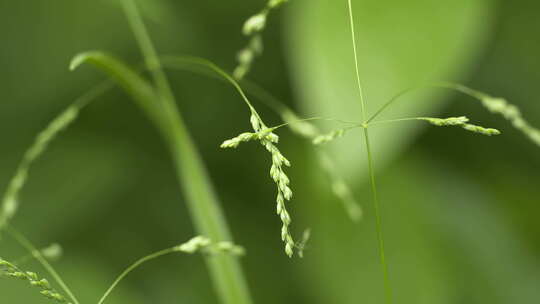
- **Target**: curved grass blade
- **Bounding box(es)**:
[70,52,168,135]
[70,47,253,303]
[120,0,253,297]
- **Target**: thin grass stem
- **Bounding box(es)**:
[347,0,393,302]
[362,130,392,304]
[119,1,253,303]
[97,247,177,304]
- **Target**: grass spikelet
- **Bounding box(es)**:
[461,123,501,136]
[220,128,279,149]
[480,95,539,143]
[312,129,346,145]
[40,243,63,261]
[221,112,296,257]
[174,235,246,256]
[15,243,64,266]
[421,116,469,126]
[0,258,71,303]
[233,0,289,80]
[417,116,500,135]
[0,106,78,231]
[318,154,363,221]
[371,116,501,137]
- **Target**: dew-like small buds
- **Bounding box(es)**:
[269,0,288,8]
[215,242,246,256]
[175,236,212,253]
[0,257,70,303]
[243,14,267,36]
[312,129,345,145]
[40,290,67,302]
[31,278,52,289]
[41,243,63,261]
[220,128,279,149]
[480,95,540,145]
[422,116,469,126]
[174,236,245,256]
[234,0,289,80]
[461,124,501,136]
[419,116,501,136]
[0,259,10,267]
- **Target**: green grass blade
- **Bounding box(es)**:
[70,50,253,304]
[121,0,253,298]
[70,52,167,132]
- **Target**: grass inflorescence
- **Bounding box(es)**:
[2,1,540,304]
[221,112,297,257]
[0,258,71,303]
[234,0,289,80]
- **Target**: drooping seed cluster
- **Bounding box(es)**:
[481,96,540,145]
[0,258,71,303]
[422,116,501,136]
[0,106,80,230]
[221,112,296,257]
[233,0,289,80]
[318,153,363,220]
[174,236,245,256]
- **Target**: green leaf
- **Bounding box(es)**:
[69,51,167,133]
[285,0,495,178]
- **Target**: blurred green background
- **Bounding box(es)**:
[1,0,539,303]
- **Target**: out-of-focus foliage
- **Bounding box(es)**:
[0,0,538,304]
[285,0,495,178]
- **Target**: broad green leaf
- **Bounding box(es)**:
[285,0,496,178]
[69,52,166,133]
